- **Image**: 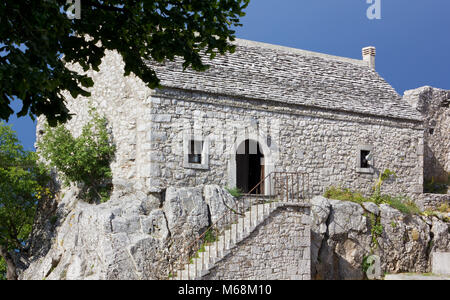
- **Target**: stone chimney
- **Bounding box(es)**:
[362,46,376,70]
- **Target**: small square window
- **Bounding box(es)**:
[188,140,203,164]
[356,145,374,174]
[183,135,209,170]
[360,150,371,168]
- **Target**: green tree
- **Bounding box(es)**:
[0,257,6,280]
[0,122,50,280]
[0,0,250,126]
[37,110,115,203]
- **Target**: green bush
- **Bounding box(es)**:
[225,186,243,198]
[438,203,450,213]
[324,187,422,216]
[38,110,115,203]
[386,197,421,215]
[204,230,217,244]
[1,122,50,280]
[0,257,6,281]
[324,186,367,204]
[324,169,422,216]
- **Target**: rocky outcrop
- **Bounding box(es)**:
[20,184,237,280]
[21,188,450,280]
[311,196,450,280]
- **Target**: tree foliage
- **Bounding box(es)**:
[0,0,250,125]
[0,257,6,280]
[37,110,115,203]
[0,122,49,280]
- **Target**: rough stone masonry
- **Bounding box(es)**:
[202,204,311,280]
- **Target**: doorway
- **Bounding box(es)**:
[236,139,264,194]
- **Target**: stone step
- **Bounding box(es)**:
[174,202,280,280]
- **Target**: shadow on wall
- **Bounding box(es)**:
[311,229,366,280]
[424,144,447,183]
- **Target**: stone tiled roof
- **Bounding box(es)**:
[148,39,422,121]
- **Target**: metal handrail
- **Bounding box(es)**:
[169,171,309,280]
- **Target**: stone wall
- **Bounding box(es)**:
[416,193,450,211]
[404,86,450,184]
[203,205,311,280]
[36,49,153,197]
[148,88,424,198]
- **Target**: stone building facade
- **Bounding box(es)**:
[37,39,425,201]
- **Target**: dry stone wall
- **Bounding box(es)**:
[203,205,311,280]
[416,193,450,211]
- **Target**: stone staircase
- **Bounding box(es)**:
[175,202,282,280]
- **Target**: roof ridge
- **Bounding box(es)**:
[234,38,368,66]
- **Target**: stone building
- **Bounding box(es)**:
[40,39,426,200]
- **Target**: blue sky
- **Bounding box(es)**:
[6,0,450,150]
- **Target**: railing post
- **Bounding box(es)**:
[242,199,244,234]
[269,173,272,210]
[290,174,293,202]
[286,174,289,202]
[256,196,258,221]
[187,255,190,280]
[228,214,230,247]
[302,174,305,201]
[308,173,310,201]
[249,195,252,226]
[263,195,266,216]
[235,214,238,242]
[215,228,218,258]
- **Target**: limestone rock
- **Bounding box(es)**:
[204,185,239,226]
[310,196,331,275]
[163,186,209,238]
[311,196,450,280]
[431,217,450,252]
[21,185,238,280]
